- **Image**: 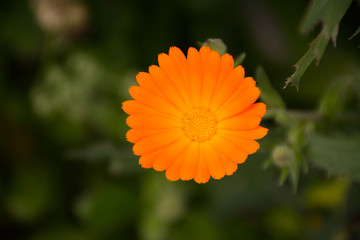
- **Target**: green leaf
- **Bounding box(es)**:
[284,29,329,90]
[255,66,286,109]
[300,0,330,34]
[294,145,309,174]
[262,158,273,170]
[322,0,353,42]
[286,0,352,89]
[289,155,301,192]
[278,167,289,186]
[301,0,352,40]
[234,53,246,66]
[330,24,339,46]
[308,133,360,180]
[319,75,354,119]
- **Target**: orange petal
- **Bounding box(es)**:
[218,126,269,140]
[218,115,261,130]
[180,142,200,181]
[165,148,187,181]
[203,141,225,180]
[199,46,212,70]
[136,72,163,96]
[201,50,221,108]
[212,135,248,164]
[126,128,178,143]
[215,76,255,112]
[211,142,238,176]
[217,53,234,88]
[210,66,245,112]
[221,155,238,176]
[122,100,179,120]
[153,136,191,171]
[149,65,190,113]
[139,148,163,168]
[194,144,211,183]
[126,115,181,130]
[217,134,260,154]
[158,53,191,105]
[128,86,183,118]
[132,129,183,156]
[216,87,261,121]
[168,47,188,82]
[240,102,267,118]
[187,47,202,106]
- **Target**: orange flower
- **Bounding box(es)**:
[122,46,268,183]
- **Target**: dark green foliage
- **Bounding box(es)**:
[1,1,360,240]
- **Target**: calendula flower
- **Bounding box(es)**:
[122,46,268,183]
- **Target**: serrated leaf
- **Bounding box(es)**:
[308,133,360,180]
[287,0,352,89]
[255,66,286,109]
[301,0,352,39]
[322,0,352,41]
[284,29,329,90]
[301,0,330,34]
[330,24,339,46]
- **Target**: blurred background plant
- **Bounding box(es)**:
[1,0,360,239]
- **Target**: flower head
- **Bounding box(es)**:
[122,46,268,183]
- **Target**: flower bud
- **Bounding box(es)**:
[272,145,295,168]
[202,38,227,55]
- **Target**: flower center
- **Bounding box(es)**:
[182,108,217,142]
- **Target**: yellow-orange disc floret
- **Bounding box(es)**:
[122,46,268,183]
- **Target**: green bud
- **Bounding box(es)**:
[202,38,227,55]
[272,145,295,168]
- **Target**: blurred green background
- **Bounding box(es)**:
[1,0,360,239]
